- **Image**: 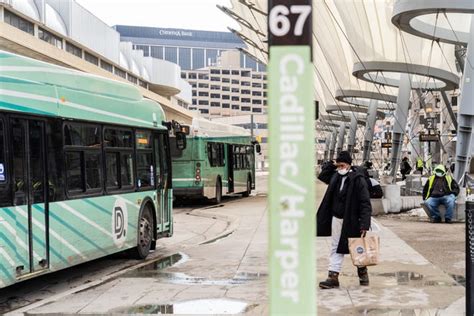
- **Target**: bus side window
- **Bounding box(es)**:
[0,118,11,207]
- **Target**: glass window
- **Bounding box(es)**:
[127,74,138,84]
[165,47,178,63]
[66,42,82,58]
[179,48,191,70]
[100,60,113,73]
[64,124,101,147]
[136,45,150,57]
[252,108,262,113]
[85,152,102,190]
[137,152,153,188]
[0,120,5,184]
[210,102,220,107]
[206,49,218,67]
[198,91,209,97]
[198,73,209,80]
[198,100,209,105]
[104,128,133,148]
[4,10,34,35]
[47,119,65,202]
[192,48,205,69]
[66,152,83,192]
[121,153,134,187]
[222,95,230,100]
[114,67,127,79]
[211,94,220,99]
[84,52,99,66]
[242,106,251,111]
[39,28,63,49]
[151,46,163,59]
[222,86,230,92]
[232,70,240,75]
[106,152,119,189]
[136,130,152,149]
[222,103,230,108]
[199,83,209,88]
[222,78,230,83]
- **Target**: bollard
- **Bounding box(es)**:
[467,200,474,316]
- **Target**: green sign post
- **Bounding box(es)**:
[268,1,315,314]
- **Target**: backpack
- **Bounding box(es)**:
[357,166,383,199]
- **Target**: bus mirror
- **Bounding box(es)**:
[255,144,261,153]
[175,132,187,150]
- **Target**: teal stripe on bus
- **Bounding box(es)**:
[0,232,28,266]
[0,100,54,116]
[83,199,137,229]
[33,205,108,255]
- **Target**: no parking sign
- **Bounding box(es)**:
[268,0,315,314]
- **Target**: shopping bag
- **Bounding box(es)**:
[348,232,380,267]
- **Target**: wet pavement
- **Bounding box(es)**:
[5,175,466,315]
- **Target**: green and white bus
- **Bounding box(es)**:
[171,118,259,204]
[0,51,181,288]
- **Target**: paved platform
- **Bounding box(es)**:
[14,177,465,315]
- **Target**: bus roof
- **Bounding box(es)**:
[0,50,167,130]
[191,117,251,138]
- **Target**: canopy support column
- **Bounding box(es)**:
[329,131,337,160]
[347,115,358,156]
[390,74,411,182]
[362,100,378,162]
[336,123,346,156]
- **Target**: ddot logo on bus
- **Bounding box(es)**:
[112,199,128,248]
[268,0,315,315]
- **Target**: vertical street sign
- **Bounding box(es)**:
[268,0,315,315]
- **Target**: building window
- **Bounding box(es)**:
[222,70,230,75]
[100,60,113,73]
[241,70,251,77]
[232,79,239,84]
[222,103,230,108]
[232,88,239,93]
[206,49,218,66]
[165,47,178,63]
[188,72,197,79]
[4,10,34,35]
[211,102,220,107]
[190,82,197,88]
[198,91,209,97]
[241,90,251,95]
[84,51,99,66]
[193,48,205,69]
[210,77,220,82]
[252,82,262,88]
[38,28,63,49]
[231,96,240,101]
[252,99,262,105]
[127,74,138,84]
[210,69,221,75]
[151,46,163,59]
[252,74,262,79]
[198,100,209,105]
[181,72,186,79]
[222,78,230,83]
[242,81,251,87]
[200,109,209,114]
[66,42,82,58]
[139,80,148,88]
[242,98,251,103]
[222,86,230,92]
[198,73,209,80]
[242,106,251,111]
[232,70,239,75]
[232,105,240,110]
[136,45,150,57]
[114,67,127,79]
[252,108,262,113]
[210,94,220,99]
[252,91,262,96]
[179,47,191,70]
[199,83,209,88]
[222,95,230,100]
[210,85,220,90]
[192,90,197,97]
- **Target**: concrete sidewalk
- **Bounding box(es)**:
[18,179,465,315]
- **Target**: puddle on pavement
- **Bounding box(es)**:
[357,308,442,315]
[200,231,234,245]
[122,252,188,278]
[113,299,248,314]
[364,271,459,287]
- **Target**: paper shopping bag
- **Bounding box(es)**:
[348,233,380,267]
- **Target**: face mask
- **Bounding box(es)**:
[338,168,349,176]
[435,171,445,177]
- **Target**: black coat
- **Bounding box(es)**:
[316,169,372,254]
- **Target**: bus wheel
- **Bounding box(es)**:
[133,205,153,259]
[213,180,222,204]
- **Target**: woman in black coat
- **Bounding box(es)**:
[317,151,372,289]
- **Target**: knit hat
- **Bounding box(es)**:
[336,151,352,165]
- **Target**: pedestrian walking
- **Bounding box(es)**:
[400,157,412,180]
[422,164,460,223]
[317,151,372,289]
[416,157,424,174]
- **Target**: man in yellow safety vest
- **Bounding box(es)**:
[422,164,460,223]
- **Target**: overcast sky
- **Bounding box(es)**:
[75,0,239,32]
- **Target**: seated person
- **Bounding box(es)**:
[422,164,460,223]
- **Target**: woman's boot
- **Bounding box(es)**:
[319,271,340,289]
[357,267,369,286]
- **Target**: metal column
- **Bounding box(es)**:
[454,20,474,183]
[347,115,358,156]
[336,123,346,156]
[329,131,337,160]
[362,100,378,162]
[324,135,330,161]
[390,74,411,181]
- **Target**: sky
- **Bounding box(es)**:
[75,0,239,32]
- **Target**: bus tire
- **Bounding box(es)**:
[133,204,154,259]
[243,175,252,197]
[213,179,222,205]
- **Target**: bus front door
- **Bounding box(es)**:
[154,133,172,236]
[227,144,234,193]
[11,118,49,276]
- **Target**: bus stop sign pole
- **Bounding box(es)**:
[268,1,315,314]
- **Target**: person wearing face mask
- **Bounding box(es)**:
[422,164,460,223]
[317,151,372,289]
